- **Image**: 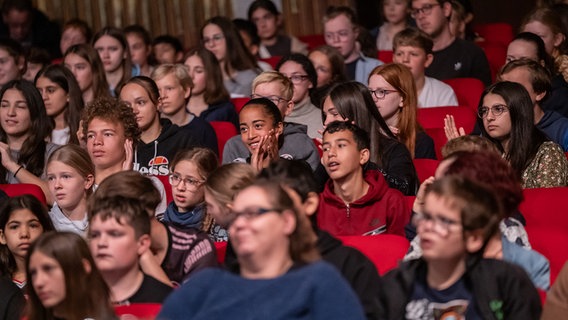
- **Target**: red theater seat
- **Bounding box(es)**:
[259,56,282,69]
[520,187,568,283]
[210,121,238,162]
[443,78,485,113]
[231,97,250,114]
[115,303,162,319]
[413,159,440,183]
[473,23,514,47]
[298,34,326,51]
[338,234,410,275]
[0,183,47,205]
[377,50,393,63]
[477,41,507,82]
[417,106,477,159]
[152,175,173,204]
[214,241,228,264]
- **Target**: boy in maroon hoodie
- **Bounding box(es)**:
[317,121,409,236]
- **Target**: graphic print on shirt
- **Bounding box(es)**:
[406,298,469,320]
[134,156,170,175]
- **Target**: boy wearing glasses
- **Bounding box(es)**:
[392,27,458,108]
[222,71,321,171]
[323,6,382,84]
[378,176,541,319]
[318,121,409,237]
[411,0,491,86]
[88,196,173,305]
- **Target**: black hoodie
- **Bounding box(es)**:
[134,119,198,175]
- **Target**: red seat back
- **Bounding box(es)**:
[210,121,238,162]
[473,23,514,47]
[476,42,507,82]
[231,97,250,114]
[115,303,162,319]
[0,184,47,205]
[520,187,568,283]
[413,159,440,183]
[259,56,282,69]
[214,241,227,264]
[417,106,477,159]
[337,234,410,275]
[442,78,485,113]
[298,34,326,51]
[377,50,393,63]
[152,175,173,204]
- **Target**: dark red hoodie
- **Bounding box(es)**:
[317,170,410,237]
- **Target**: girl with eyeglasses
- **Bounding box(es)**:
[478,81,568,188]
[158,180,366,320]
[368,63,436,159]
[201,16,260,97]
[276,53,321,138]
[164,147,226,243]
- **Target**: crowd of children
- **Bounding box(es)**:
[1,0,568,319]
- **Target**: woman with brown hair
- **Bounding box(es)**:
[158,179,365,319]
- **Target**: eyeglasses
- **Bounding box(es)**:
[368,88,398,100]
[324,30,353,41]
[202,34,224,46]
[410,3,441,19]
[250,93,289,105]
[477,104,509,119]
[169,173,204,189]
[414,211,460,237]
[287,75,309,84]
[230,207,280,223]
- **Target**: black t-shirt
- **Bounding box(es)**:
[265,35,292,57]
[345,59,358,81]
[406,270,481,319]
[115,274,173,305]
[426,38,492,87]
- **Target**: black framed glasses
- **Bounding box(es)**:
[368,88,398,100]
[250,94,289,105]
[410,3,441,19]
[231,207,281,222]
[169,173,204,189]
[477,104,509,119]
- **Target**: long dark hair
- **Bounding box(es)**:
[323,81,398,167]
[25,232,116,320]
[0,80,51,183]
[35,64,84,145]
[185,47,230,105]
[477,81,548,178]
[92,26,134,94]
[0,195,54,277]
[201,16,259,77]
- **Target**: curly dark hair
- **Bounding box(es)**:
[81,97,141,144]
